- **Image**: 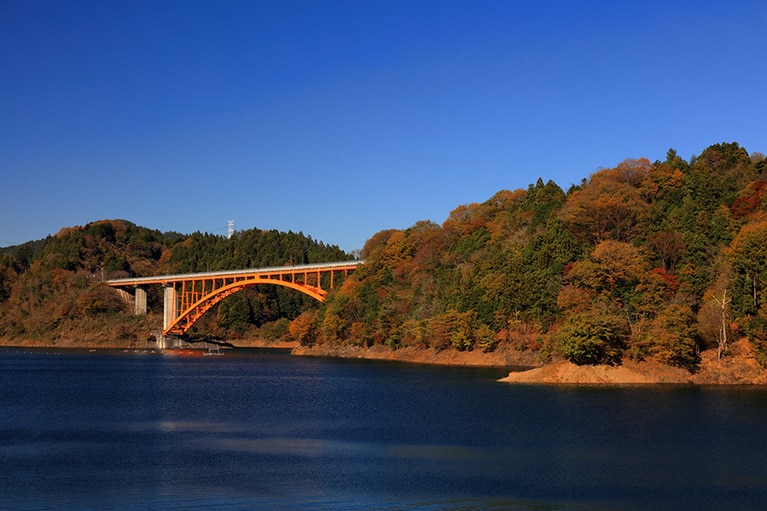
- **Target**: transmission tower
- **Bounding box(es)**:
[227,220,235,239]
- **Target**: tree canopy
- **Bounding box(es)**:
[2,142,766,369]
[0,220,352,344]
[306,142,766,369]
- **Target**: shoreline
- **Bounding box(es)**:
[498,359,692,385]
[3,336,766,385]
[291,340,767,385]
[290,343,540,368]
[498,339,767,385]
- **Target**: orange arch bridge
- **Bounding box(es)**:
[107,261,362,337]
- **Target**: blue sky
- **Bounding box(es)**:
[2,0,765,253]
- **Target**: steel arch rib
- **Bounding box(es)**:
[163,278,327,336]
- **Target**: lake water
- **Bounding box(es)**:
[1,348,766,510]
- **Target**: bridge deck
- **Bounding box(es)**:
[106,260,362,286]
[106,260,364,337]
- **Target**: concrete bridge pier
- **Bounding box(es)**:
[163,285,178,334]
[134,286,147,315]
[114,286,148,315]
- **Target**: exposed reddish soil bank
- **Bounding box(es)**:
[499,340,767,385]
[5,334,766,385]
[294,340,767,385]
[499,359,691,384]
[229,339,301,349]
[292,343,539,368]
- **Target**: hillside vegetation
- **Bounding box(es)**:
[1,142,766,379]
[0,222,350,346]
[302,142,767,373]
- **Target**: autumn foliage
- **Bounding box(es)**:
[2,142,766,371]
[309,143,767,369]
[0,221,350,346]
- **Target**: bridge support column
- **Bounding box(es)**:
[163,286,177,332]
[113,287,147,316]
[134,286,147,315]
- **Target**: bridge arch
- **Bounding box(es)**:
[164,277,328,336]
[106,261,362,338]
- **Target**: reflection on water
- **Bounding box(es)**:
[210,435,488,462]
[1,348,767,510]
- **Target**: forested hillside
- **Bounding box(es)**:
[301,142,767,371]
[0,221,351,345]
[2,142,766,374]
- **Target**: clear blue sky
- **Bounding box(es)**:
[2,0,765,252]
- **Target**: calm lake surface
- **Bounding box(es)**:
[1,348,766,510]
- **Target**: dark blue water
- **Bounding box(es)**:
[1,348,766,510]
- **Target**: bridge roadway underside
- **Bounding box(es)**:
[107,261,362,341]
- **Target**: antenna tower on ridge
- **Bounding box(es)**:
[227,220,235,239]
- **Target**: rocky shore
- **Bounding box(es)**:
[4,334,766,385]
[498,359,691,384]
[294,339,767,385]
[291,342,540,368]
[501,339,767,385]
